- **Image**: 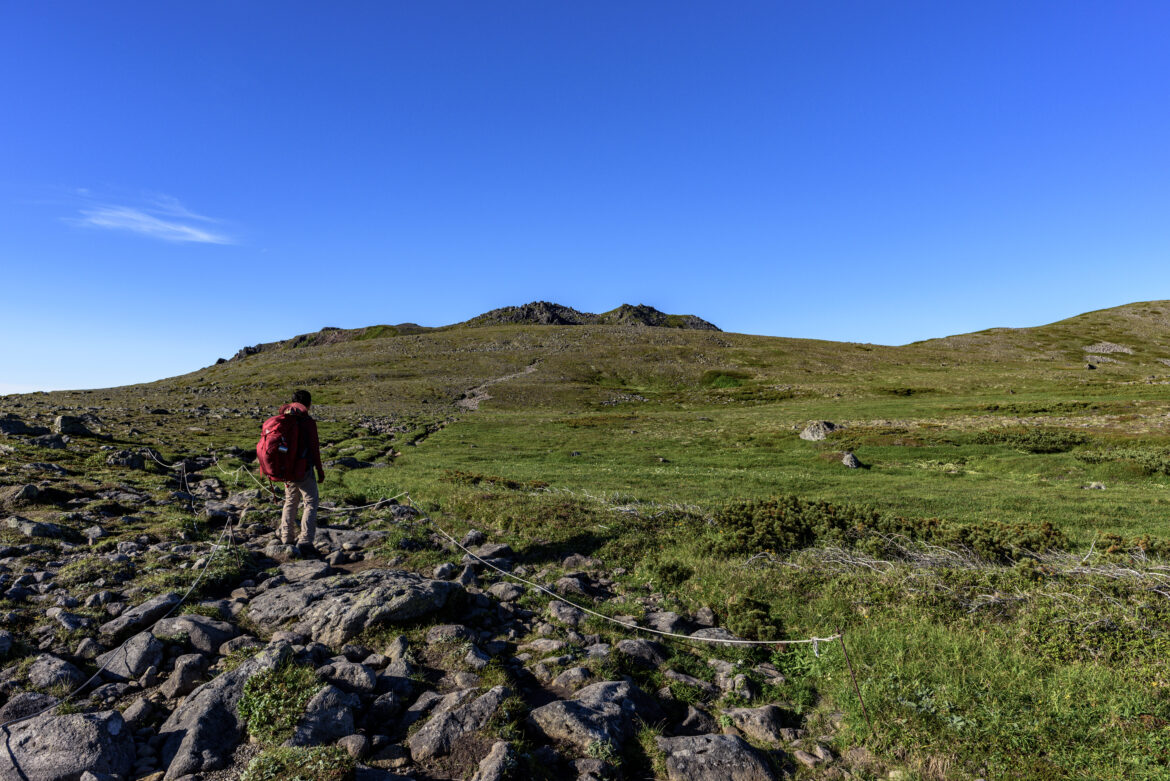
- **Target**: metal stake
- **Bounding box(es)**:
[837,625,875,737]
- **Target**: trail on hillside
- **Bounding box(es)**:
[455,361,539,411]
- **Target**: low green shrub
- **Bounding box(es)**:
[441,469,549,491]
[1075,446,1170,475]
[238,662,321,745]
[700,370,750,389]
[710,495,1070,563]
[647,560,693,588]
[973,428,1090,453]
[240,746,354,781]
[724,595,782,641]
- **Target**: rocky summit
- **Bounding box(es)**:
[460,301,721,331]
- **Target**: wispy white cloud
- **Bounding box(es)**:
[67,192,234,244]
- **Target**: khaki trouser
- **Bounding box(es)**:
[279,472,318,545]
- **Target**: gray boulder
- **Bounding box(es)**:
[153,614,238,654]
[0,710,134,781]
[246,568,461,646]
[96,631,163,682]
[0,691,59,722]
[722,705,793,744]
[99,592,182,641]
[287,684,358,747]
[279,559,334,582]
[842,452,861,469]
[799,421,838,441]
[408,685,510,762]
[655,734,776,781]
[28,654,86,690]
[0,415,47,436]
[528,680,662,752]
[318,660,377,694]
[644,611,691,634]
[157,641,291,779]
[6,514,63,538]
[52,415,92,436]
[106,450,146,469]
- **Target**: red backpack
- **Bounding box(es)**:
[256,413,301,482]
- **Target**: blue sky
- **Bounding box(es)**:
[3,2,1169,392]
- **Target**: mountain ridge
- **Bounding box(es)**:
[223,301,719,364]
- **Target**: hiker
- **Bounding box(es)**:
[275,389,325,555]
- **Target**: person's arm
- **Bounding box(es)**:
[310,419,325,481]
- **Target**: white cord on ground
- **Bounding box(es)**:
[318,491,409,515]
[402,493,840,649]
[0,520,236,731]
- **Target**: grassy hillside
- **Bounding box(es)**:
[8,300,1170,778]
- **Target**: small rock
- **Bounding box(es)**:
[338,733,371,760]
[548,599,586,627]
[615,638,668,669]
[793,749,820,768]
[488,581,525,602]
[288,684,359,747]
[161,654,207,699]
[551,666,593,691]
[676,704,718,736]
[461,529,486,547]
[426,624,476,644]
[471,739,517,781]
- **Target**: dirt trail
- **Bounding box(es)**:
[456,362,538,411]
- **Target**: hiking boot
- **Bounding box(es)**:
[296,542,319,559]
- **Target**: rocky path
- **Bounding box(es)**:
[0,408,889,781]
[455,363,539,412]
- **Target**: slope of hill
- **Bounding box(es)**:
[4,301,1170,779]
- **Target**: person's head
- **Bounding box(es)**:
[292,389,312,408]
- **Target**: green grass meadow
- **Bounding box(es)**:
[16,301,1170,778]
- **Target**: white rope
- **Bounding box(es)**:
[318,491,409,515]
[0,519,236,731]
[403,493,840,648]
